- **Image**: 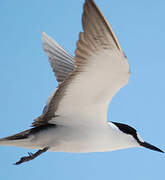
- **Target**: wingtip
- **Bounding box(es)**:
[41,32,48,41]
[42,31,47,36]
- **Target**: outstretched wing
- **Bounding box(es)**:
[42,32,75,83]
[41,33,75,114]
[33,0,130,127]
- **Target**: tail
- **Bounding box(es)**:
[0,128,35,148]
[0,124,55,149]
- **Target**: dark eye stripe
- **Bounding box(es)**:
[111,121,141,143]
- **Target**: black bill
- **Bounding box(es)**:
[141,141,164,153]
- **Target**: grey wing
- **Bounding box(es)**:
[42,32,75,83]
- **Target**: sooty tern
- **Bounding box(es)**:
[0,0,163,165]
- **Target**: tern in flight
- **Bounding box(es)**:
[0,0,163,165]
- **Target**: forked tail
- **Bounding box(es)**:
[0,124,55,148]
[0,128,34,148]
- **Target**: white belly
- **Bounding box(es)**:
[31,124,138,153]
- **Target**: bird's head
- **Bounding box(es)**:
[111,122,164,153]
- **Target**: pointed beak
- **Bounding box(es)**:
[140,141,164,153]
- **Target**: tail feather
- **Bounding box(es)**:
[1,129,31,141]
[0,124,56,148]
[0,129,32,147]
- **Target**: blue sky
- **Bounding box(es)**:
[0,0,165,179]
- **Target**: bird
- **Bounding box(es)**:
[0,0,163,165]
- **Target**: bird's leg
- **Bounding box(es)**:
[14,147,49,165]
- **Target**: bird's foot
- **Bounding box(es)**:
[14,147,49,165]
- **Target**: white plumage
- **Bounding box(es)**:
[0,0,163,165]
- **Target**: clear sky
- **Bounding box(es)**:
[0,0,164,179]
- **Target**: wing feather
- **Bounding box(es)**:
[33,0,130,127]
[42,32,75,83]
